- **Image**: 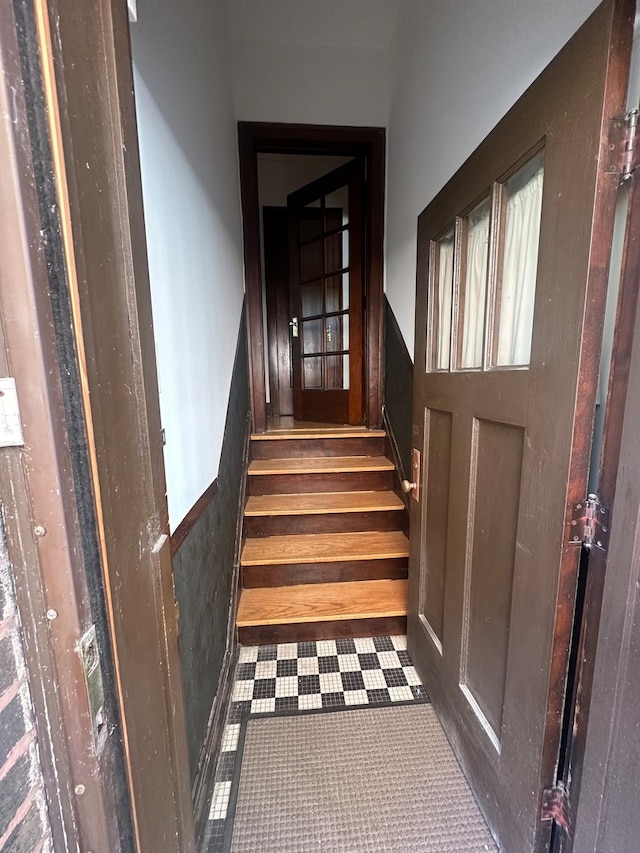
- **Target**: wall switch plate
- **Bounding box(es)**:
[0,378,24,447]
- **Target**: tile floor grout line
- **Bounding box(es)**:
[203,635,429,853]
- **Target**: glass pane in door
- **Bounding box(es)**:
[325,230,349,273]
[495,153,545,366]
[326,354,349,390]
[459,198,491,369]
[325,185,349,226]
[300,239,323,280]
[303,357,322,389]
[326,315,348,353]
[302,318,323,354]
[301,281,323,318]
[431,230,454,371]
[300,203,323,241]
[326,274,348,313]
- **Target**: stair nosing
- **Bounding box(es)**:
[251,429,386,441]
[240,530,409,566]
[248,455,395,475]
[244,490,405,516]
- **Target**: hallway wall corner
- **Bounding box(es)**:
[383,297,413,480]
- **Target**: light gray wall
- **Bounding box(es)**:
[386,0,601,358]
[130,0,244,528]
[258,154,354,207]
[231,40,389,126]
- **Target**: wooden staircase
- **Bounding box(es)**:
[236,426,409,644]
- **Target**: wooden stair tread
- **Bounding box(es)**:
[237,579,408,626]
[241,530,409,566]
[248,456,394,475]
[252,428,386,440]
[245,490,405,516]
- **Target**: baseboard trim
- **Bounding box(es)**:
[192,411,251,848]
[170,479,219,557]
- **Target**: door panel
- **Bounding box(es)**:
[408,2,633,851]
[463,418,523,741]
[288,160,364,424]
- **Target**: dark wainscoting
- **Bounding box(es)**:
[170,309,249,817]
[384,298,413,479]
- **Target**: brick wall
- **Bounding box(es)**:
[0,528,52,853]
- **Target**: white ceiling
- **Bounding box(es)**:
[224,0,403,51]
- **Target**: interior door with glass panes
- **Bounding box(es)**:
[407,2,633,851]
[288,159,364,424]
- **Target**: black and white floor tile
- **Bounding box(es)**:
[204,635,428,852]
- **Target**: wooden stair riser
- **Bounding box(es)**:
[238,616,407,645]
[250,435,386,459]
[243,509,407,537]
[248,470,394,495]
[242,558,408,588]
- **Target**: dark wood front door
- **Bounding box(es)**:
[288,159,364,424]
[407,2,632,851]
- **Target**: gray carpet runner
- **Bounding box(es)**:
[227,702,497,851]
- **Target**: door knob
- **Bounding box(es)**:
[289,316,299,338]
[402,480,417,493]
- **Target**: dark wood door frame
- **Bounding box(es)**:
[0,2,132,848]
[263,207,293,417]
[238,122,385,433]
[554,111,640,850]
[569,169,640,850]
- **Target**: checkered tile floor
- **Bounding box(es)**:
[203,635,428,852]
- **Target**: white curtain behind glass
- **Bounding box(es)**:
[436,236,454,369]
[497,164,544,365]
[461,202,490,368]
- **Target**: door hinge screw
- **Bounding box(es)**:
[569,494,610,551]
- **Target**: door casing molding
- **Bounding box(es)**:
[238,122,385,433]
